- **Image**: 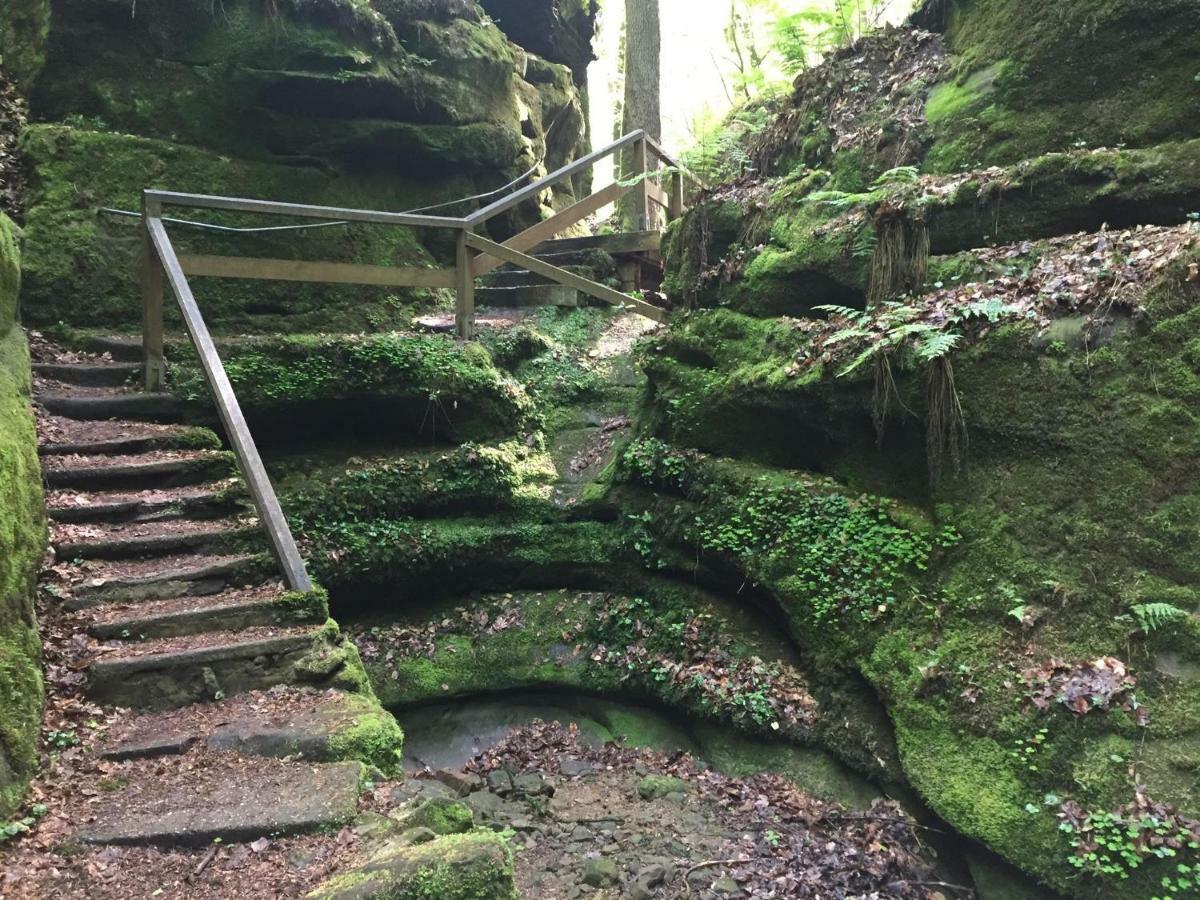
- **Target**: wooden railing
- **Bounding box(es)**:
[139,130,691,590]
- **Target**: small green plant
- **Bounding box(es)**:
[1130,603,1189,634]
[45,729,79,750]
[1009,728,1050,773]
[763,829,782,848]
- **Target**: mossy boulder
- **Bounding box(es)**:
[307,830,517,900]
[0,216,47,817]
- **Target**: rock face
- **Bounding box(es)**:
[20,0,592,330]
[0,213,46,818]
[653,1,1200,897]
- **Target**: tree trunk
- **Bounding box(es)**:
[618,0,661,231]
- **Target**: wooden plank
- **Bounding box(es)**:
[144,217,313,593]
[645,181,670,210]
[633,138,652,231]
[465,232,667,324]
[140,198,166,392]
[178,254,456,289]
[145,189,465,230]
[472,183,630,276]
[668,171,684,220]
[455,230,475,339]
[466,130,644,227]
[534,231,661,256]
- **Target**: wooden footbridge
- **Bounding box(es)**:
[135,130,690,594]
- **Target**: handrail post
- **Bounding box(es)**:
[141,194,166,392]
[455,227,475,339]
[634,137,652,232]
[668,170,684,221]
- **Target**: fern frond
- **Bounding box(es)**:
[813,304,865,320]
[915,331,961,362]
[871,166,920,189]
[1131,602,1189,633]
[839,345,880,377]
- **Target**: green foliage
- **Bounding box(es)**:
[621,438,694,489]
[680,105,770,185]
[691,479,935,627]
[1131,603,1190,634]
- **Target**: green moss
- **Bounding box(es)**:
[0,0,49,88]
[926,0,1200,171]
[636,775,687,800]
[168,333,533,441]
[400,799,474,836]
[327,702,406,777]
[276,586,332,623]
[308,831,517,900]
[0,318,46,817]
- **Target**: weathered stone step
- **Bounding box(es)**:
[76,334,145,362]
[33,361,143,387]
[40,450,234,490]
[52,516,252,561]
[100,687,391,765]
[476,284,580,308]
[87,625,329,710]
[64,552,270,608]
[46,481,243,524]
[38,416,220,457]
[36,392,188,423]
[75,755,362,847]
[86,583,321,640]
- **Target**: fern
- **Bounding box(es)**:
[916,331,961,361]
[955,297,1023,324]
[851,226,878,260]
[871,166,920,189]
[1131,602,1189,633]
[813,304,866,321]
[807,190,872,211]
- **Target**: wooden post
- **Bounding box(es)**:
[141,195,166,392]
[668,170,684,221]
[455,228,475,339]
[634,137,652,232]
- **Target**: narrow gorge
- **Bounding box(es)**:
[2,1,1200,898]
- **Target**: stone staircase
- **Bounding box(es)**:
[30,338,402,851]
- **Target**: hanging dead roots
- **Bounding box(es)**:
[926,356,967,482]
[867,207,929,308]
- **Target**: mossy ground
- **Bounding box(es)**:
[0,218,46,817]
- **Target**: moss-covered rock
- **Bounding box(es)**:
[307,830,517,900]
[166,332,533,442]
[0,217,47,817]
[0,0,49,89]
[921,0,1200,172]
[642,232,1200,895]
[21,0,591,334]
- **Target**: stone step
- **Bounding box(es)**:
[86,583,320,640]
[40,450,235,490]
[46,481,244,524]
[36,392,189,423]
[74,755,362,847]
[38,416,220,457]
[32,361,143,387]
[99,687,385,763]
[64,552,270,608]
[76,334,146,362]
[476,284,580,308]
[52,516,252,561]
[87,625,328,710]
